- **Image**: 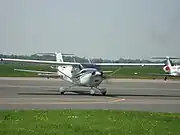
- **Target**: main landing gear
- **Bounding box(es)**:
[90,87,107,96]
[59,86,107,96]
[59,84,74,95]
[164,76,167,81]
[59,87,65,95]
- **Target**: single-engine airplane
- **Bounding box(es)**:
[1,52,164,96]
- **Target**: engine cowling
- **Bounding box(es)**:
[80,73,91,85]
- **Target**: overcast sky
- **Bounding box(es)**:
[0,0,180,60]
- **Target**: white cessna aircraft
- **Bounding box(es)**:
[1,52,164,96]
[147,56,180,80]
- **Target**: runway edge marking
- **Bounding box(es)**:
[0,98,126,105]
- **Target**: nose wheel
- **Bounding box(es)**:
[101,90,107,96]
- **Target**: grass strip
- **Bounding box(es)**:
[0,110,179,135]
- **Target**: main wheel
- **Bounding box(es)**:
[90,89,95,96]
[60,91,65,95]
[59,87,65,95]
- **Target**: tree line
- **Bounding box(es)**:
[0,53,173,64]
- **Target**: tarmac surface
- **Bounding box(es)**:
[0,77,180,113]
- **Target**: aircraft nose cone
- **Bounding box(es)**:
[96,71,103,76]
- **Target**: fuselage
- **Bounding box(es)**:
[74,68,104,87]
[58,65,104,87]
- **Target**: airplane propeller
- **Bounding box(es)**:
[101,68,122,84]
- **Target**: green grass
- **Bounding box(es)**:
[0,63,177,79]
[0,64,56,77]
[0,110,179,135]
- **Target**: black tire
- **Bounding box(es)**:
[102,92,106,96]
[60,92,65,95]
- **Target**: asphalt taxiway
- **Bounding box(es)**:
[0,77,180,113]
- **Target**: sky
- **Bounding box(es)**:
[0,0,180,60]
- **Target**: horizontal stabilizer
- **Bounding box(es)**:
[37,73,63,78]
[14,69,55,74]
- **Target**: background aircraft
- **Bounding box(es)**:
[1,52,164,95]
[146,56,180,80]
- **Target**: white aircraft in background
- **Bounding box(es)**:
[146,56,180,80]
[1,53,164,96]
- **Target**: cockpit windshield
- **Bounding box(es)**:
[80,68,97,74]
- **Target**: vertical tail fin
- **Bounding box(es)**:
[165,57,173,67]
[152,56,180,67]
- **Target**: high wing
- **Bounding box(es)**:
[1,58,165,66]
[93,63,165,66]
[1,58,80,66]
[134,72,179,77]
